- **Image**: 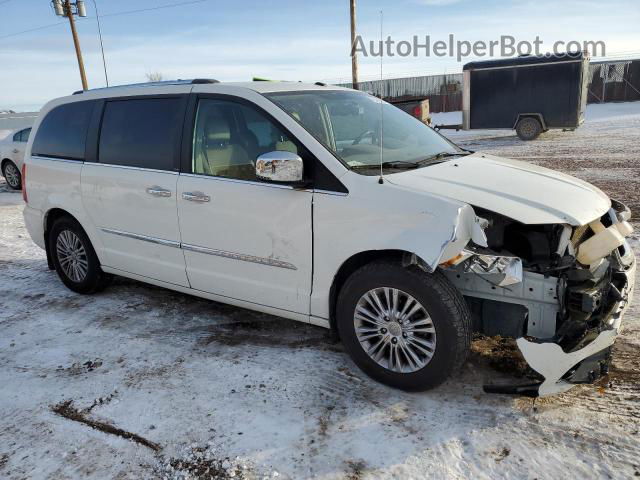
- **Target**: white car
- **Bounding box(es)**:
[22,80,635,397]
[1,127,31,189]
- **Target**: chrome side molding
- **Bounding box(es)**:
[101,228,181,248]
[100,228,296,270]
[181,243,297,270]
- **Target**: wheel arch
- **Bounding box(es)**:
[328,249,429,336]
[1,158,17,175]
[43,208,83,270]
[513,113,547,131]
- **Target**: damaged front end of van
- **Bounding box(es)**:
[439,200,636,397]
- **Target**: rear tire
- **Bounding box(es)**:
[2,161,21,190]
[49,217,111,294]
[336,260,471,391]
[516,117,542,141]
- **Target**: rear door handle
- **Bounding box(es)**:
[182,191,210,203]
[146,186,172,198]
[12,149,19,154]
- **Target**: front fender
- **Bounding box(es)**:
[310,177,482,319]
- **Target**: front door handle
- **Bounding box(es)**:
[146,186,172,198]
[182,191,210,203]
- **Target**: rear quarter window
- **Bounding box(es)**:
[31,101,95,160]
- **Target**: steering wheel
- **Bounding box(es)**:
[352,129,376,145]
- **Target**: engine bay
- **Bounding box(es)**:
[441,200,635,395]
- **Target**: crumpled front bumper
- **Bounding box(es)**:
[516,258,636,397]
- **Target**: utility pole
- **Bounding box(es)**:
[52,0,88,91]
[349,0,359,90]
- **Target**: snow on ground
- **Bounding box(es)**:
[1,102,640,480]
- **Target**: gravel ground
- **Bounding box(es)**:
[1,102,639,479]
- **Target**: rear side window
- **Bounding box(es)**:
[31,101,94,160]
[98,98,182,171]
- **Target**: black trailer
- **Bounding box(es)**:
[437,52,590,140]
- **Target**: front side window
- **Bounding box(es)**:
[31,101,94,160]
[192,99,298,181]
[266,91,463,174]
[99,98,183,171]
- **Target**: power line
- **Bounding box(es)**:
[0,0,209,41]
[97,0,209,19]
[92,0,109,86]
[0,20,67,40]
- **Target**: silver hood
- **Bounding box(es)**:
[387,153,610,226]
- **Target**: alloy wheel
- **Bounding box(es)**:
[56,230,89,282]
[4,163,20,188]
[354,287,437,373]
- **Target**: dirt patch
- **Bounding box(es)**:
[0,453,8,470]
[493,447,511,462]
[155,445,250,480]
[470,335,531,377]
[123,361,181,388]
[167,454,241,480]
[56,359,103,376]
[85,391,119,413]
[51,400,161,451]
[317,405,335,437]
[345,460,368,480]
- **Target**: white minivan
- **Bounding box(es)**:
[23,80,635,397]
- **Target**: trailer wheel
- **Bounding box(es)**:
[516,117,542,141]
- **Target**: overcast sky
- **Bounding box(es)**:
[1,0,639,111]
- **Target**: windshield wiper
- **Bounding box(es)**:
[351,152,470,171]
[352,160,420,170]
[418,151,470,165]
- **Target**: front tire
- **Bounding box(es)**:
[2,161,21,190]
[336,261,471,391]
[49,217,111,294]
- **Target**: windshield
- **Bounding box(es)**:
[265,90,462,172]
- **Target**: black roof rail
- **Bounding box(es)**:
[71,78,220,95]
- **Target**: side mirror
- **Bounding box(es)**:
[255,151,303,183]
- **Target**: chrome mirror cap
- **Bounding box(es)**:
[255,151,303,183]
